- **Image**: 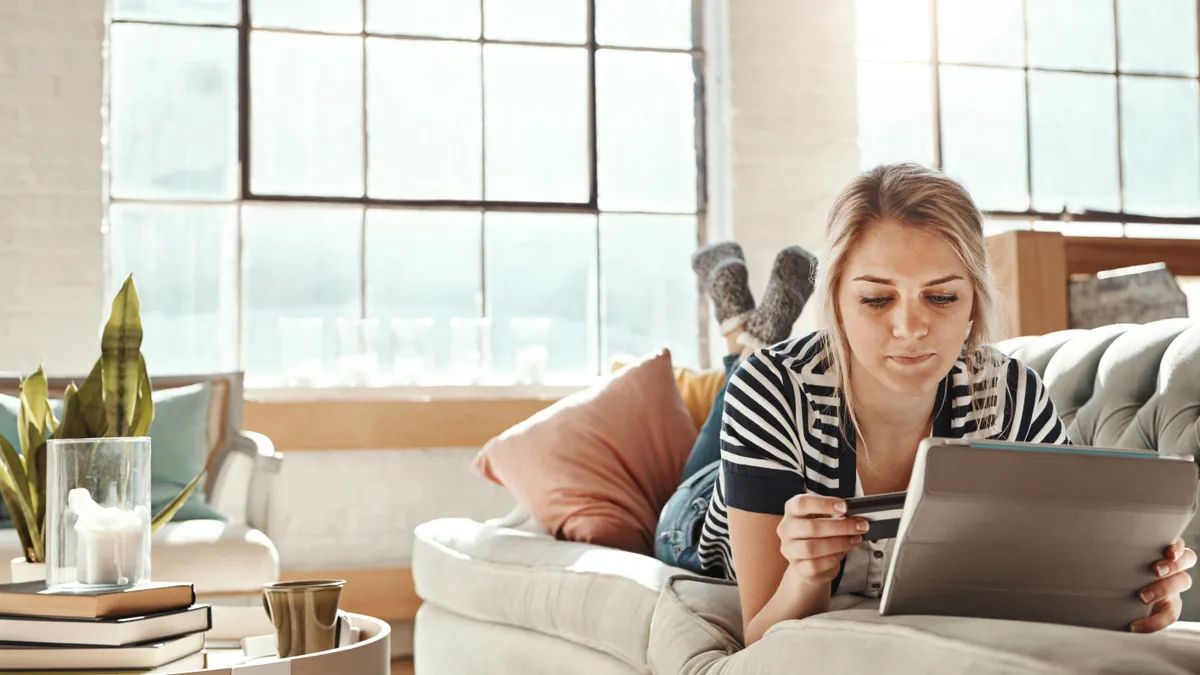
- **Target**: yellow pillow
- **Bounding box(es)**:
[610,355,725,432]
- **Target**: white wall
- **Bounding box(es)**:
[718,0,860,340]
[0,0,106,375]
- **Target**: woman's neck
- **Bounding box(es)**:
[847,359,937,442]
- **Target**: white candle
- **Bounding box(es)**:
[68,488,149,586]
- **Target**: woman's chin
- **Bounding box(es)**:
[877,360,946,396]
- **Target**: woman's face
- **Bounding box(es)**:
[837,218,975,398]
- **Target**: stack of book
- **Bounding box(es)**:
[0,580,210,673]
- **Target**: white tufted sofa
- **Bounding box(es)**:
[413,320,1200,674]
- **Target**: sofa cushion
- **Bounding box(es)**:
[0,383,224,524]
[413,517,682,671]
[472,349,698,556]
[0,520,278,595]
[650,575,1200,675]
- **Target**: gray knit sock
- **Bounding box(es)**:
[691,241,744,278]
[744,246,817,346]
[704,259,756,335]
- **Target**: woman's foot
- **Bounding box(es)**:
[742,246,817,348]
[692,242,755,339]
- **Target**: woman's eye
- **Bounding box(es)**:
[928,294,958,307]
[859,297,890,309]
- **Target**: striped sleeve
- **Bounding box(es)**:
[1005,359,1070,445]
[719,350,807,515]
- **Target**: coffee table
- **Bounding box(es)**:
[154,613,390,674]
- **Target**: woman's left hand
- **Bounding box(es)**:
[1132,537,1196,633]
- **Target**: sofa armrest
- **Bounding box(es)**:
[208,430,283,530]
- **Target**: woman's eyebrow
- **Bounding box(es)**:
[852,274,964,286]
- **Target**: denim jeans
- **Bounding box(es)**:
[653,459,719,573]
[653,353,740,574]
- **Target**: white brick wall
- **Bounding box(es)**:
[717,0,860,338]
[0,0,106,375]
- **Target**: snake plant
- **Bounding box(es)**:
[0,275,205,564]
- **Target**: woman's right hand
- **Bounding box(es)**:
[777,494,870,585]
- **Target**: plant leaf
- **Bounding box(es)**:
[19,367,49,445]
[0,468,37,563]
[21,410,44,536]
[0,432,32,518]
[101,275,143,437]
[129,355,154,438]
[57,382,89,440]
[77,360,108,438]
[150,470,205,534]
[0,437,40,562]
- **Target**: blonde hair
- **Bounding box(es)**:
[813,162,1003,448]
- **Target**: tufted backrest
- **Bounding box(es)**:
[995,318,1200,620]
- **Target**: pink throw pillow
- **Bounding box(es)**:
[472,349,699,556]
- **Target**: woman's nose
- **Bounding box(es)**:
[892,302,929,340]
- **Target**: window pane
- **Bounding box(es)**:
[112,0,238,25]
[856,62,935,170]
[109,24,237,201]
[484,45,589,203]
[483,0,586,44]
[596,50,697,212]
[485,212,597,381]
[365,210,482,383]
[1028,72,1119,212]
[983,219,1031,237]
[600,214,699,368]
[1124,224,1200,239]
[109,204,238,375]
[855,0,932,62]
[367,0,481,39]
[939,66,1029,211]
[936,0,1024,67]
[1026,0,1115,72]
[250,32,363,198]
[367,39,482,200]
[242,205,363,386]
[1032,221,1123,237]
[596,0,693,50]
[1120,76,1200,216]
[1117,0,1198,76]
[251,0,362,33]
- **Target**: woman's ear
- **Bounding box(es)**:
[964,319,974,342]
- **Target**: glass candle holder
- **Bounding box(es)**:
[449,317,492,385]
[46,438,152,590]
[336,317,380,386]
[390,317,435,385]
[511,317,552,385]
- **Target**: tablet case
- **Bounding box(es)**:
[878,438,1199,630]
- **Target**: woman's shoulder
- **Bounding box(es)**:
[735,331,833,385]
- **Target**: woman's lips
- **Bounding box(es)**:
[889,353,935,365]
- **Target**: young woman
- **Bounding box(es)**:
[656,162,1196,645]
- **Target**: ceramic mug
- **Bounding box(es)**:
[262,579,346,658]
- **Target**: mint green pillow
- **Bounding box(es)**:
[0,382,225,525]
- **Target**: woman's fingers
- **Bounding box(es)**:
[1139,570,1192,607]
[1153,547,1197,579]
[788,551,847,578]
[1131,595,1182,633]
[779,514,870,541]
[1167,538,1187,562]
[784,494,847,518]
[781,534,863,562]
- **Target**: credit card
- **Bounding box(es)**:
[844,491,906,542]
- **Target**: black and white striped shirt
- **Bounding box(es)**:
[696,331,1069,588]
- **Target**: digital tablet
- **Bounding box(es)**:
[878,438,1199,631]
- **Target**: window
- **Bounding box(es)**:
[855,0,1200,236]
[106,0,706,387]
